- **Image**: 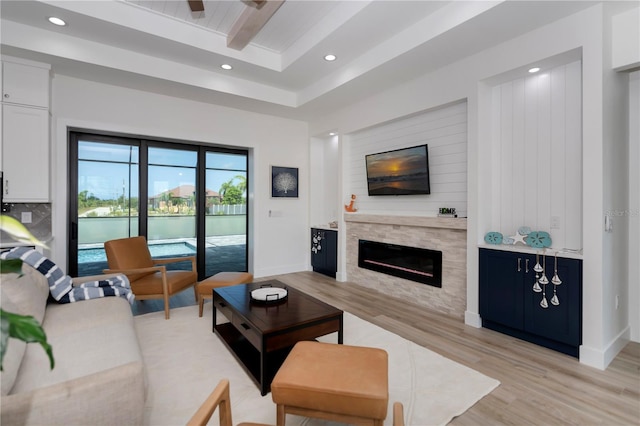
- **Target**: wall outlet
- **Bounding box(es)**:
[21,211,32,224]
[605,215,613,232]
[550,216,561,229]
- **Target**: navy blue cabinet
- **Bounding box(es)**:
[479,248,582,357]
[311,228,337,278]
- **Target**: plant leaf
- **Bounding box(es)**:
[0,258,24,276]
[0,314,9,372]
[0,309,54,370]
[0,216,48,248]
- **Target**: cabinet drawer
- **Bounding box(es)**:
[214,299,233,321]
[231,314,260,349]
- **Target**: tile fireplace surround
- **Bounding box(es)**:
[345,214,467,319]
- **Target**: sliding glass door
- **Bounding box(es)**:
[70,135,140,277]
[68,132,249,279]
[204,151,247,276]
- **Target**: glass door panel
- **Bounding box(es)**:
[147,146,197,270]
[70,135,250,281]
[76,141,139,276]
[205,151,248,276]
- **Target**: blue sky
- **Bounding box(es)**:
[78,142,246,200]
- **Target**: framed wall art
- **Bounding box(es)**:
[271,166,299,198]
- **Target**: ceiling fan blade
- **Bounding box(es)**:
[188,0,204,12]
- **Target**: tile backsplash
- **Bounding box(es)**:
[1,203,52,244]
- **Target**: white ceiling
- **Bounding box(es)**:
[0,0,602,120]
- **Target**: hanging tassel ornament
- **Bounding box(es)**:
[539,251,549,308]
[550,251,562,306]
[533,251,542,292]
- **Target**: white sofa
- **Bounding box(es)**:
[1,263,146,425]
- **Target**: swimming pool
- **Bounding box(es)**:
[78,242,196,263]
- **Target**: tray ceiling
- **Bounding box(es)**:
[0,0,600,119]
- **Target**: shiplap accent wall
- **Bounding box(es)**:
[490,60,582,250]
[345,101,468,217]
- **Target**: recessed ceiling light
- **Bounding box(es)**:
[221,64,233,70]
[324,54,337,62]
[329,132,337,136]
[528,67,540,73]
[48,16,66,26]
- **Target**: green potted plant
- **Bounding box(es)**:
[0,215,54,370]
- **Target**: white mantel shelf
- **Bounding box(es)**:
[344,213,467,230]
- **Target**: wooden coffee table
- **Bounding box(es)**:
[212,280,343,395]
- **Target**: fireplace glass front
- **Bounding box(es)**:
[358,239,442,287]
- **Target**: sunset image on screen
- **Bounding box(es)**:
[366,145,430,195]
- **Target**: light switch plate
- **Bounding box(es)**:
[21,212,33,224]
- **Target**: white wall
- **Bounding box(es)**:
[600,2,632,363]
[344,101,468,217]
[309,135,340,227]
[309,4,630,369]
[488,61,582,251]
[50,75,309,278]
[629,70,640,342]
[612,7,640,71]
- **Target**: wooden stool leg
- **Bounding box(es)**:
[198,295,204,317]
[276,404,286,426]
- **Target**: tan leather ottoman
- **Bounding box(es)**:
[197,272,253,317]
[271,341,389,426]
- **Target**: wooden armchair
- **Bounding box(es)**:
[187,379,405,426]
[187,379,268,426]
[104,236,197,319]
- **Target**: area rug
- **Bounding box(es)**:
[135,305,499,425]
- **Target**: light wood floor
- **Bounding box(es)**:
[138,271,640,425]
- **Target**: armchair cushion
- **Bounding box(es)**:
[132,270,197,296]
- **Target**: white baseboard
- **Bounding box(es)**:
[254,263,308,278]
[580,326,631,370]
[465,311,482,328]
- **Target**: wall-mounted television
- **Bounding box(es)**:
[365,144,430,196]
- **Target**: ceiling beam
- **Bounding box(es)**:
[227,0,285,51]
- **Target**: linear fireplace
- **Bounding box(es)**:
[358,239,442,287]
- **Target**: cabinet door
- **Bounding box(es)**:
[2,61,50,108]
[311,228,337,277]
[479,249,531,330]
[524,256,582,346]
[311,229,326,269]
[2,104,50,202]
[324,230,338,275]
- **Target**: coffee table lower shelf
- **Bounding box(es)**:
[215,322,292,395]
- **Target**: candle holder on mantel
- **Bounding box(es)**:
[533,249,562,308]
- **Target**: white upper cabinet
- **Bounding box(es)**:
[2,57,50,109]
[2,104,50,202]
[1,56,51,202]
